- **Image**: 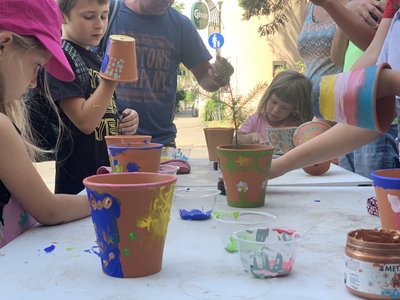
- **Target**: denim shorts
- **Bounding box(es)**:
[339,125,400,179]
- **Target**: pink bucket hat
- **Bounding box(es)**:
[0,0,74,82]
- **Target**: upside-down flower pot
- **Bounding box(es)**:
[293,121,331,176]
[217,144,274,208]
[108,142,163,173]
[99,35,138,82]
[204,127,234,161]
[83,172,176,278]
[316,63,395,133]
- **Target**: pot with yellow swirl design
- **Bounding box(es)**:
[83,172,176,278]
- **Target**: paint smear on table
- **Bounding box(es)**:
[44,245,56,253]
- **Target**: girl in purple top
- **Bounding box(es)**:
[238,70,313,144]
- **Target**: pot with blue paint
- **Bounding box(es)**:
[108,142,163,173]
[83,172,177,278]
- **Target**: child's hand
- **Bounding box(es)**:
[120,109,139,135]
[250,133,263,144]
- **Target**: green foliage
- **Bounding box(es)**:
[238,0,306,36]
[172,1,185,13]
[295,60,305,73]
[203,92,226,121]
[222,82,268,147]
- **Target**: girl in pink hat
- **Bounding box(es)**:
[0,0,90,248]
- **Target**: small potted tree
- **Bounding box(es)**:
[215,60,274,208]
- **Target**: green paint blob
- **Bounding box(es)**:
[65,247,75,251]
[225,236,238,253]
[123,248,130,256]
[128,232,137,241]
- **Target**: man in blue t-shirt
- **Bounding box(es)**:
[104,0,233,146]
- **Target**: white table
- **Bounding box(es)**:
[0,186,379,300]
[176,158,372,187]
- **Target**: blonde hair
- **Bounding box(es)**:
[1,34,64,161]
[257,70,313,125]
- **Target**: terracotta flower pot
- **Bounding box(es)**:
[266,126,297,155]
[293,121,331,176]
[217,144,274,208]
[204,127,234,162]
[83,172,177,278]
[108,142,163,173]
[371,169,400,230]
[99,35,138,82]
[316,63,395,133]
[105,135,152,149]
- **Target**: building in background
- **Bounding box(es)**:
[184,1,306,97]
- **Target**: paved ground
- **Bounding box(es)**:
[34,109,209,191]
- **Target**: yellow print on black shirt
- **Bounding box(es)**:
[88,68,121,141]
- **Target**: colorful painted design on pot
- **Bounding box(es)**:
[108,142,163,173]
[371,169,400,230]
[86,189,123,278]
[137,185,175,246]
[316,63,394,133]
[83,172,177,278]
[217,144,274,208]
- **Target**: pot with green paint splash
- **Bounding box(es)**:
[83,172,176,278]
[217,144,274,208]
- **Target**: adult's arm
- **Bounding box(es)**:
[352,18,392,69]
[310,0,383,50]
[191,56,234,92]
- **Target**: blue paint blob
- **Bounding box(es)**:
[126,162,140,172]
[44,245,56,253]
[86,189,123,277]
[314,200,321,202]
[179,209,212,220]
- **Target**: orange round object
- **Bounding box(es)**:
[303,161,330,176]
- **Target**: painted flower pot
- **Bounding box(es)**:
[266,126,297,155]
[83,172,177,278]
[108,142,163,173]
[217,144,274,208]
[204,127,234,161]
[293,121,331,176]
[371,169,400,230]
[316,63,395,133]
[99,35,138,82]
[105,135,152,149]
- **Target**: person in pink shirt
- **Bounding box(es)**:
[237,70,313,144]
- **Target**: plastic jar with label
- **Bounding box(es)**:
[345,229,400,299]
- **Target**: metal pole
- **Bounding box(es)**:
[216,1,223,121]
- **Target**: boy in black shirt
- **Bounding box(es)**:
[32,0,139,194]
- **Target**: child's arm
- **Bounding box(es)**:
[59,79,117,135]
[269,67,400,179]
[237,132,263,144]
[237,113,265,144]
[119,108,139,135]
[352,18,392,69]
[0,115,89,225]
[330,28,349,67]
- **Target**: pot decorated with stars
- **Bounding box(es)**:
[217,144,274,208]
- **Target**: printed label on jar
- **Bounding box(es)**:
[344,255,400,298]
